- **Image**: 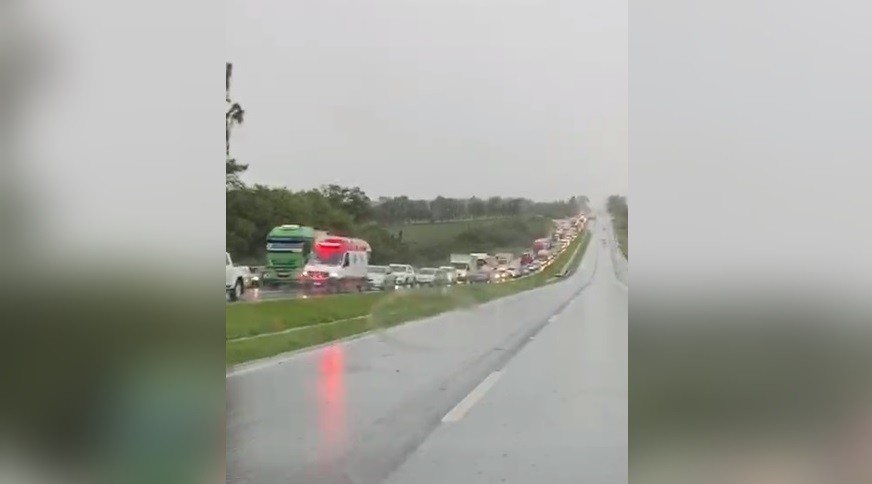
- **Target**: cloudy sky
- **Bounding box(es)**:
[226,0,627,203]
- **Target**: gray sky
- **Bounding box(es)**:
[226,0,627,203]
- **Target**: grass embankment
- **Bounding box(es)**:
[388,218,510,245]
[607,196,628,258]
[386,215,553,266]
[226,231,591,365]
[616,225,628,258]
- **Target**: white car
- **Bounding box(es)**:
[415,267,443,286]
[389,264,416,286]
[225,252,248,301]
[439,266,457,284]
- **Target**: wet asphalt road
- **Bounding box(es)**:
[226,219,627,484]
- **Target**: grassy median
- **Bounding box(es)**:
[616,226,628,258]
[226,231,591,365]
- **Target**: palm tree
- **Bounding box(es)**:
[226,62,247,188]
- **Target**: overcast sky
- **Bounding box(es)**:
[226,0,627,203]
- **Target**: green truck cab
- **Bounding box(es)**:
[262,224,321,287]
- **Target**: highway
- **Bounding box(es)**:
[226,219,627,484]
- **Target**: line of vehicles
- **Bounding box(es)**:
[226,215,588,301]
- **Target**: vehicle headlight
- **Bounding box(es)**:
[329,272,339,278]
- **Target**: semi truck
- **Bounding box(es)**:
[262,224,327,287]
[300,236,371,293]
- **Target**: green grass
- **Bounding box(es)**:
[617,228,627,258]
[225,292,384,340]
[387,218,509,245]
[226,231,591,365]
[613,220,628,258]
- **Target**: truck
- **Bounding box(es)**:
[495,252,513,267]
[520,251,535,266]
[533,238,551,253]
[225,252,248,302]
[262,224,327,287]
[449,253,476,282]
[494,252,514,281]
[469,253,498,283]
[300,236,371,293]
[470,253,497,267]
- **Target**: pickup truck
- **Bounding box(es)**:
[226,252,248,302]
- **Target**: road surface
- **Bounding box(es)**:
[226,219,627,483]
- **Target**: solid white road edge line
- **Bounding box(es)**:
[441,371,503,423]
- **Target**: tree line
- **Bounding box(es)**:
[225,62,588,264]
[371,195,587,225]
[227,185,586,265]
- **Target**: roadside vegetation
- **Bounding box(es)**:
[607,195,628,258]
[228,186,585,266]
[226,231,591,365]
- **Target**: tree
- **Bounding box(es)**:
[226,62,247,189]
[607,195,628,219]
[430,196,450,221]
[577,195,591,213]
[468,197,486,218]
[486,196,503,217]
[320,185,372,223]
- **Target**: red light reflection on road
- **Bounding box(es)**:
[316,344,347,462]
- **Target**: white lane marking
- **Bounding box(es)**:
[442,371,503,423]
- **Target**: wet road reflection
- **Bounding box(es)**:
[316,345,347,471]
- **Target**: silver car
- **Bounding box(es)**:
[415,267,439,286]
[438,266,457,284]
[366,265,396,290]
[389,264,416,286]
[468,268,493,284]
